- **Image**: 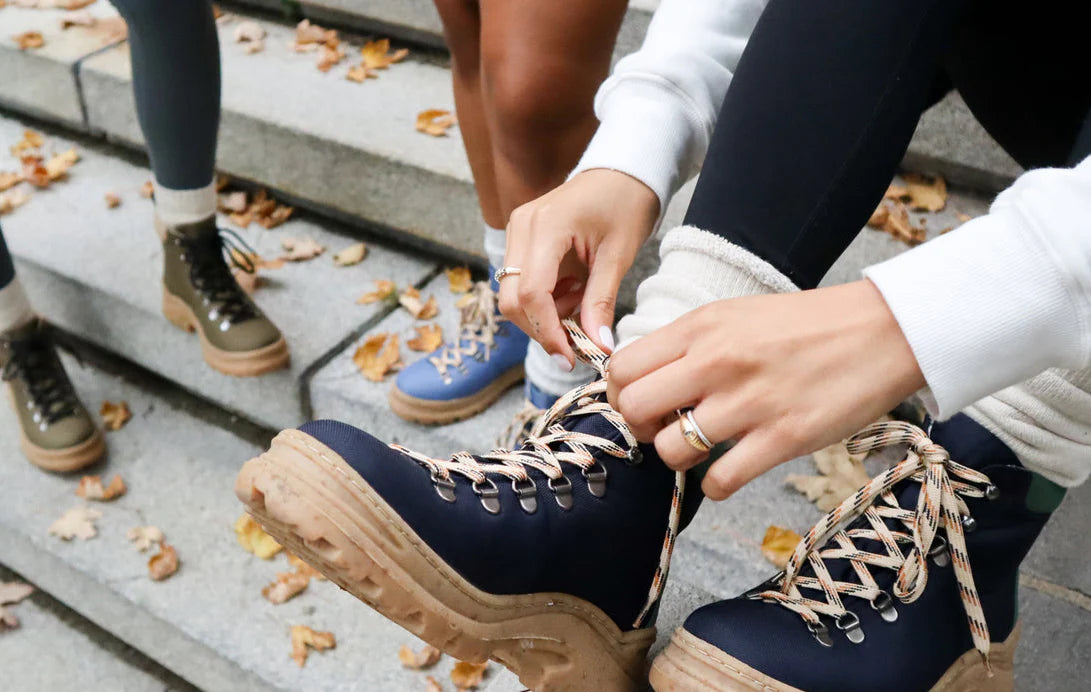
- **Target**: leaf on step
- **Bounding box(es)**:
[290,625,336,667]
[148,543,179,581]
[353,332,402,382]
[784,440,872,512]
[234,513,283,559]
[139,180,154,199]
[407,324,443,352]
[399,287,439,320]
[233,20,265,54]
[75,474,127,501]
[44,148,79,181]
[332,242,368,267]
[450,660,488,689]
[0,188,30,216]
[0,581,34,632]
[416,109,457,137]
[104,192,121,208]
[10,130,43,157]
[279,236,325,262]
[99,400,132,431]
[903,173,947,212]
[0,171,20,192]
[455,292,476,309]
[760,525,802,569]
[361,38,408,70]
[398,643,442,670]
[867,200,925,247]
[49,506,102,541]
[217,190,248,213]
[292,19,337,51]
[357,279,397,305]
[445,266,472,294]
[285,552,327,581]
[127,525,165,552]
[90,15,128,43]
[316,41,346,72]
[13,31,44,50]
[883,184,908,200]
[956,212,973,224]
[263,571,310,604]
[425,676,443,692]
[60,10,95,29]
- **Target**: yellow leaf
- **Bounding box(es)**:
[333,242,368,267]
[416,109,457,137]
[0,171,20,192]
[234,513,283,559]
[286,552,327,581]
[425,676,443,692]
[10,130,43,156]
[399,287,439,319]
[450,660,488,689]
[760,525,802,569]
[903,173,947,212]
[407,324,443,352]
[13,31,44,51]
[785,440,873,512]
[316,42,346,72]
[291,625,336,667]
[45,148,79,181]
[867,200,925,247]
[360,38,408,70]
[0,188,31,216]
[293,19,337,48]
[263,571,310,604]
[353,333,402,382]
[104,192,121,208]
[398,643,442,670]
[445,266,472,293]
[357,279,397,304]
[49,506,102,541]
[99,400,132,431]
[148,543,179,581]
[75,474,127,501]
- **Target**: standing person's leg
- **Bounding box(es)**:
[109,0,289,377]
[0,227,31,332]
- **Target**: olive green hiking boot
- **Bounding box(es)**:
[159,217,290,377]
[1,319,104,472]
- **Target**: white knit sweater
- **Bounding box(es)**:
[572,0,1091,420]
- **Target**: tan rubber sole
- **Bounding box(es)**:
[649,621,1020,692]
[162,287,290,377]
[388,364,524,425]
[20,427,106,473]
[235,429,655,691]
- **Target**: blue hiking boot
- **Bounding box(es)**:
[649,415,1063,692]
[236,323,703,691]
[389,274,528,424]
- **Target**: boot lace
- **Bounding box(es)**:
[495,399,546,450]
[749,421,997,666]
[428,281,506,382]
[170,227,260,325]
[1,325,79,425]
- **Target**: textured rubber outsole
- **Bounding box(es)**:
[649,621,1020,691]
[20,427,105,473]
[388,364,524,425]
[162,287,290,378]
[235,429,655,691]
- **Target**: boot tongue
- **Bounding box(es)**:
[926,413,1022,472]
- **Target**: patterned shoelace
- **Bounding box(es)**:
[749,421,995,666]
[428,281,505,381]
[1,325,79,424]
[495,400,546,450]
[395,320,685,628]
[170,227,260,325]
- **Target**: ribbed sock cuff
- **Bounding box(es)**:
[0,278,34,333]
[153,180,217,226]
[484,223,506,270]
[524,340,596,397]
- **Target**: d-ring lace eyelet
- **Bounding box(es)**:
[808,620,834,648]
[582,462,608,498]
[548,475,574,510]
[929,535,950,566]
[473,478,501,514]
[869,590,898,623]
[511,478,538,514]
[835,611,865,644]
[431,473,457,503]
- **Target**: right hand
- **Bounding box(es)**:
[498,169,661,367]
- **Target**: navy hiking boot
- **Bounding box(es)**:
[649,415,1063,692]
[237,322,702,691]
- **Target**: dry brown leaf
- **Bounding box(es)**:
[127,525,165,552]
[357,279,396,304]
[0,581,34,632]
[49,506,102,540]
[104,192,121,208]
[353,332,401,381]
[407,324,443,352]
[286,552,327,581]
[883,184,909,200]
[454,292,475,309]
[13,31,44,50]
[332,242,368,267]
[44,148,78,181]
[399,287,439,319]
[425,676,443,692]
[450,660,488,689]
[263,571,310,604]
[10,130,43,156]
[75,474,127,501]
[0,188,31,216]
[233,20,265,54]
[903,173,947,212]
[956,212,973,224]
[361,38,408,70]
[20,156,50,188]
[235,513,283,559]
[280,236,325,262]
[867,200,925,247]
[218,190,247,213]
[100,400,132,431]
[398,643,442,670]
[0,171,20,192]
[259,204,293,229]
[316,42,346,72]
[293,19,337,49]
[140,180,154,198]
[785,440,872,512]
[445,266,472,294]
[760,525,802,569]
[291,625,336,667]
[148,543,179,581]
[416,109,457,137]
[345,64,371,83]
[60,10,95,29]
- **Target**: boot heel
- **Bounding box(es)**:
[161,287,195,333]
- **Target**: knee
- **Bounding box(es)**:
[483,57,595,149]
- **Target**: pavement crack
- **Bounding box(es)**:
[1019,571,1091,613]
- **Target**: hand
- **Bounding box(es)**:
[498,169,660,367]
[606,280,926,500]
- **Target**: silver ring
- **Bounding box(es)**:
[677,408,713,452]
[494,266,522,283]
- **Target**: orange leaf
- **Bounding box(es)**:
[760,525,802,569]
[398,643,442,670]
[416,109,457,137]
[279,236,325,262]
[263,571,310,604]
[407,324,443,352]
[445,266,472,293]
[399,287,439,319]
[902,173,947,212]
[0,171,20,192]
[148,543,179,581]
[286,552,327,581]
[450,660,488,689]
[13,31,44,51]
[234,513,282,559]
[290,625,336,667]
[425,676,443,692]
[99,400,132,431]
[10,130,43,157]
[104,192,121,208]
[0,188,31,216]
[75,474,127,501]
[127,525,164,552]
[353,333,402,382]
[357,279,397,304]
[360,38,408,70]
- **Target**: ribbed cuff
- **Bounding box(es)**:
[153,181,217,226]
[0,278,34,333]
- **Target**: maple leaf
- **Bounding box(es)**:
[399,287,439,319]
[785,440,872,512]
[416,109,457,137]
[104,192,121,208]
[903,173,947,212]
[234,513,283,559]
[45,148,79,181]
[332,242,368,267]
[357,279,397,304]
[450,660,488,689]
[233,20,265,55]
[293,19,337,49]
[0,581,34,632]
[361,38,408,70]
[148,543,179,581]
[445,267,473,294]
[867,200,925,247]
[60,10,95,29]
[407,324,443,352]
[49,506,102,540]
[13,31,44,50]
[100,400,132,431]
[0,188,31,216]
[75,474,127,501]
[0,171,20,192]
[127,525,165,552]
[286,552,327,581]
[316,42,346,72]
[280,236,325,262]
[10,130,43,157]
[760,525,802,569]
[399,643,442,670]
[263,571,310,604]
[139,180,154,198]
[290,625,336,667]
[425,676,443,692]
[353,332,402,381]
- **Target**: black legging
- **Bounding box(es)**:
[683,0,1091,290]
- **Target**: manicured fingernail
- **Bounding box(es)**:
[551,353,574,372]
[598,326,615,351]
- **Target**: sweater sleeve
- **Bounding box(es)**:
[864,156,1091,419]
[569,0,768,214]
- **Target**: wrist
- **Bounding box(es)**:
[858,279,927,397]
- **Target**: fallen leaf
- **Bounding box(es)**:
[263,571,310,604]
[357,279,396,304]
[455,292,475,309]
[450,660,488,689]
[332,242,367,267]
[233,20,265,54]
[140,180,154,198]
[293,19,337,49]
[217,190,248,213]
[280,236,325,261]
[903,173,947,212]
[445,266,472,293]
[316,41,346,72]
[104,192,121,208]
[361,38,408,70]
[407,324,443,352]
[760,525,802,569]
[399,287,439,319]
[867,200,925,247]
[234,513,283,559]
[286,552,327,581]
[956,212,972,223]
[13,31,44,50]
[0,171,20,192]
[290,625,336,667]
[0,581,34,632]
[60,10,95,29]
[398,643,442,670]
[20,156,50,188]
[416,109,457,137]
[425,676,443,692]
[345,64,371,83]
[127,525,165,552]
[785,440,872,512]
[99,400,132,431]
[91,15,127,43]
[0,188,31,215]
[883,184,909,200]
[44,148,78,181]
[10,130,42,157]
[353,332,401,381]
[258,203,293,229]
[49,506,102,540]
[75,474,127,501]
[148,543,179,581]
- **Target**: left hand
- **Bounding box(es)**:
[606,280,926,500]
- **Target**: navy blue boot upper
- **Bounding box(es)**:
[680,414,1060,692]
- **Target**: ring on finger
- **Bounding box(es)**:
[494,266,522,282]
[677,408,713,453]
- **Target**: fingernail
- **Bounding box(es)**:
[551,353,574,372]
[598,326,615,351]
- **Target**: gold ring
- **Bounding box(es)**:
[677,408,713,453]
[494,266,522,282]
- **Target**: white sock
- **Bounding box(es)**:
[153,180,217,226]
[616,225,798,348]
[525,340,595,398]
[484,222,506,270]
[0,278,34,333]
